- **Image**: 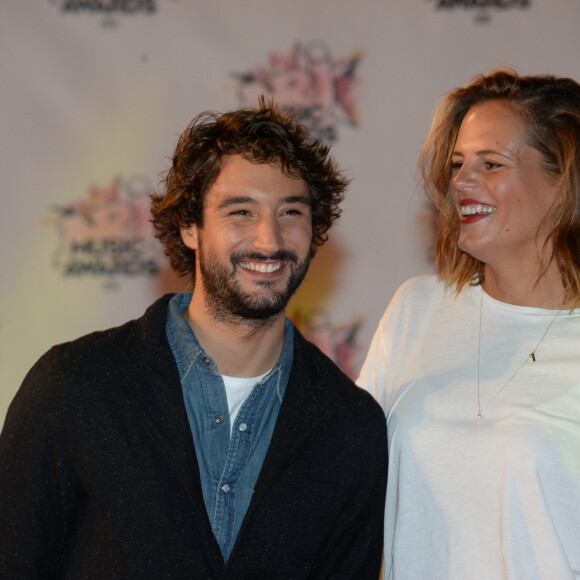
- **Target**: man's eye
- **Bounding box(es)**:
[230,209,251,216]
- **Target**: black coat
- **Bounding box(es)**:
[0,295,388,579]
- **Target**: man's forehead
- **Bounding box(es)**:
[205,158,310,205]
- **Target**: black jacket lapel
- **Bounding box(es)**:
[251,331,334,499]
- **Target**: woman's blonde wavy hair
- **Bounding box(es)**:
[420,68,580,308]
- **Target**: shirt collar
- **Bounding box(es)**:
[166,292,294,382]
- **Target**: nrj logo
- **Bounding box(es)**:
[52,0,156,26]
[48,176,163,284]
[234,43,362,144]
[431,0,531,23]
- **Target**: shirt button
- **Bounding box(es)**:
[214,415,224,424]
[221,484,230,493]
[202,357,211,366]
[238,422,248,432]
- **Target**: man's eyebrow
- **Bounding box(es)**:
[217,195,311,209]
[218,196,254,209]
[283,195,311,206]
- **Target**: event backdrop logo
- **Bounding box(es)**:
[56,0,155,12]
[431,0,531,23]
[52,0,157,25]
[48,176,163,284]
[234,43,362,144]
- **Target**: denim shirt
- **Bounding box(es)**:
[166,293,294,562]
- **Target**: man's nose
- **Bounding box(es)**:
[252,215,282,253]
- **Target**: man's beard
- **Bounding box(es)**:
[197,241,310,326]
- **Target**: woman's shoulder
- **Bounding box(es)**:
[395,274,444,296]
[390,274,447,308]
[383,274,472,325]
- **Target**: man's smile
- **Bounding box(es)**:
[238,260,284,273]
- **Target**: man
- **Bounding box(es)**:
[0,101,388,578]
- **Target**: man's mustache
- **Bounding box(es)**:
[231,250,299,265]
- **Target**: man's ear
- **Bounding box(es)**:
[180,225,199,250]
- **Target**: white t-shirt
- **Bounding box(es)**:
[222,370,270,433]
[358,275,580,580]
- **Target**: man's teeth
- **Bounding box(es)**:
[240,262,282,273]
[460,204,496,216]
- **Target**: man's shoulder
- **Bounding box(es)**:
[26,294,174,388]
[5,295,180,439]
[55,294,172,359]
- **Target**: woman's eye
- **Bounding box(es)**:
[450,161,462,171]
[485,161,502,169]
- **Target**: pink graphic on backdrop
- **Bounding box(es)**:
[295,309,362,380]
[49,176,163,284]
[234,43,362,143]
[235,43,365,375]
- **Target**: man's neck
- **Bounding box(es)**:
[183,300,287,378]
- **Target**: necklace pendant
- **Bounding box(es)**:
[475,410,482,421]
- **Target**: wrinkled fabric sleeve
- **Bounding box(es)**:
[357,293,402,417]
[0,347,79,579]
[310,402,388,579]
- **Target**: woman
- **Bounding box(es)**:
[358,69,580,579]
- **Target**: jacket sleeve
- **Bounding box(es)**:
[311,402,388,579]
[0,347,80,578]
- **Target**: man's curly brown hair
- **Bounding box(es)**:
[150,99,350,283]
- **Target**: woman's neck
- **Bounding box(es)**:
[483,261,566,309]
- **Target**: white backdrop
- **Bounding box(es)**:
[2,0,580,425]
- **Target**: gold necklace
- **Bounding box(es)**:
[475,291,561,421]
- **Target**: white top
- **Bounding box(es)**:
[357,275,580,580]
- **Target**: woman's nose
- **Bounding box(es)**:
[452,164,477,191]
